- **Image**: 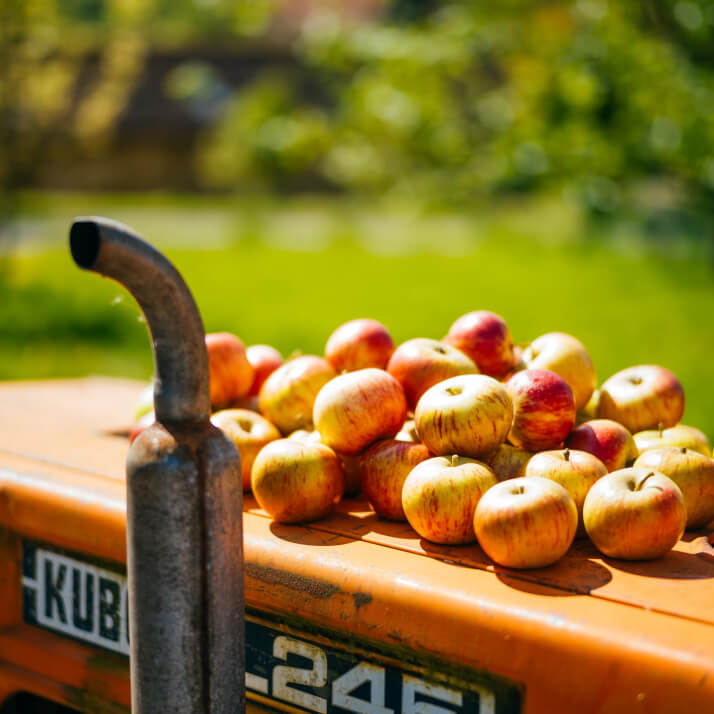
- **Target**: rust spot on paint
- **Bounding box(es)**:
[245,563,340,599]
[352,592,372,610]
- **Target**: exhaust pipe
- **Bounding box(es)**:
[70,217,245,713]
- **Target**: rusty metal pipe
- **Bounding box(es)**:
[69,216,209,424]
[70,216,245,714]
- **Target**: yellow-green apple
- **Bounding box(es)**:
[211,408,281,491]
[387,338,478,410]
[133,382,154,421]
[360,439,431,520]
[250,439,344,523]
[634,447,714,529]
[523,448,607,537]
[402,455,498,544]
[395,418,419,443]
[205,332,254,408]
[443,311,515,378]
[246,344,284,397]
[521,332,596,411]
[474,476,577,569]
[506,369,576,451]
[313,368,407,455]
[325,318,395,372]
[565,419,638,472]
[634,424,711,458]
[414,374,513,458]
[286,429,321,443]
[596,364,684,433]
[258,355,336,434]
[583,467,686,559]
[484,444,535,481]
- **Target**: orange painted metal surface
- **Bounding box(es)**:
[0,377,713,713]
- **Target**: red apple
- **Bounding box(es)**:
[566,419,638,472]
[258,355,336,435]
[387,338,478,410]
[523,448,607,537]
[583,467,686,560]
[444,311,515,378]
[484,444,535,481]
[634,447,714,530]
[313,368,407,456]
[246,344,284,397]
[596,365,684,434]
[325,318,395,372]
[634,424,711,458]
[205,332,254,408]
[506,369,576,451]
[360,439,431,520]
[414,374,513,458]
[521,332,597,411]
[211,408,281,491]
[250,439,344,523]
[402,455,498,544]
[474,476,577,569]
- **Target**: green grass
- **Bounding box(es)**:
[3,191,714,438]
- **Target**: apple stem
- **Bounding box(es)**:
[681,446,687,454]
[658,422,664,438]
[635,471,656,491]
[563,448,570,462]
[451,454,459,467]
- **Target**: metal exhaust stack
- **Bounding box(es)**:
[70,217,245,713]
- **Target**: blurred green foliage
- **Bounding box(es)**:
[199,0,714,220]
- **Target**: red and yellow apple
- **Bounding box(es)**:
[387,338,478,410]
[313,368,407,456]
[634,424,711,458]
[246,344,284,397]
[402,455,497,544]
[634,447,714,529]
[596,365,684,434]
[250,439,344,523]
[211,408,281,491]
[506,369,576,451]
[325,318,395,372]
[258,355,336,434]
[565,419,638,472]
[474,476,577,569]
[414,374,513,458]
[523,448,607,537]
[444,310,514,378]
[583,467,686,559]
[521,332,596,411]
[360,439,431,520]
[205,332,254,408]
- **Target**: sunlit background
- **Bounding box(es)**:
[2,0,714,434]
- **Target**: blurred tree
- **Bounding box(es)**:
[198,0,714,222]
[0,0,154,253]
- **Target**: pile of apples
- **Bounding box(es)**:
[131,312,714,569]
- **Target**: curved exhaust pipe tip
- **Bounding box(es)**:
[70,216,211,424]
[69,220,101,269]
